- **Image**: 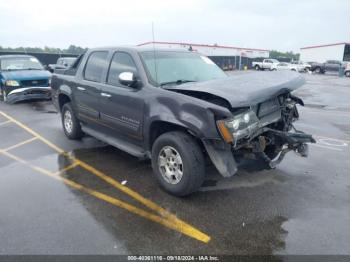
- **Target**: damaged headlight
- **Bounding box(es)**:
[217,110,260,144]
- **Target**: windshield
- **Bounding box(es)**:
[140,51,227,86]
[0,57,44,71]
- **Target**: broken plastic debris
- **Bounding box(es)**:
[121,180,127,185]
[242,222,245,227]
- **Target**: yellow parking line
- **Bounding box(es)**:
[2,137,38,152]
[0,120,11,126]
[53,161,79,176]
[0,149,210,243]
[0,112,194,219]
[0,111,211,243]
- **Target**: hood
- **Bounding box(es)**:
[0,70,51,81]
[164,71,305,108]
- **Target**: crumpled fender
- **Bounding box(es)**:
[202,139,238,177]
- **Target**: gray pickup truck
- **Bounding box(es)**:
[51,47,315,196]
[310,60,345,74]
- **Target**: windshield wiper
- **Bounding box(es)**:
[160,80,196,87]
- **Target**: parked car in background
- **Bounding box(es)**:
[344,63,350,77]
[51,47,315,196]
[0,55,51,103]
[271,62,294,71]
[47,57,77,73]
[310,60,345,74]
[252,59,279,71]
[290,61,311,72]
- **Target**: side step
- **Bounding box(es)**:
[81,126,148,159]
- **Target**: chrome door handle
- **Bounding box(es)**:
[77,87,86,91]
[101,92,111,98]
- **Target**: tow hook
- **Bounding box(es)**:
[295,143,309,157]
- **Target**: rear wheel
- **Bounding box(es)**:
[345,71,350,77]
[61,103,84,140]
[151,131,205,196]
[314,67,321,74]
[255,65,260,71]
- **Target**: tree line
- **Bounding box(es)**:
[269,50,300,61]
[0,45,87,55]
[0,45,300,61]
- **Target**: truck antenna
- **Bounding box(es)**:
[152,22,158,83]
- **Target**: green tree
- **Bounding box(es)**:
[269,50,300,61]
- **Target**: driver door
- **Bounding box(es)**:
[99,51,144,142]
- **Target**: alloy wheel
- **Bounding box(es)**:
[158,146,184,185]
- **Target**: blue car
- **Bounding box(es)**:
[0,55,52,103]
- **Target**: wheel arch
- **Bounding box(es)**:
[58,93,71,112]
[148,120,195,151]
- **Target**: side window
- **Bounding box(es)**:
[84,51,109,82]
[265,60,271,63]
[107,52,137,86]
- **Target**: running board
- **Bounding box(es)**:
[81,126,148,159]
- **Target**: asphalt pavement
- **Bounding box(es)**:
[0,72,349,255]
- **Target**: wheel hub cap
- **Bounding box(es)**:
[158,146,183,185]
[64,110,73,134]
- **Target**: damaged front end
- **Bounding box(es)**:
[205,92,316,177]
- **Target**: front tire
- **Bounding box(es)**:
[151,131,205,196]
[61,103,84,140]
[345,71,350,77]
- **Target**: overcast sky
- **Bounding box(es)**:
[0,0,349,52]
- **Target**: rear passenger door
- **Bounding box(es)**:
[74,51,108,122]
[99,51,144,142]
[326,61,339,72]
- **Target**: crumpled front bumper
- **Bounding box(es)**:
[202,128,316,178]
[6,86,51,104]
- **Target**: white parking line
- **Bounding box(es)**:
[0,120,11,126]
[314,135,350,144]
[311,143,342,151]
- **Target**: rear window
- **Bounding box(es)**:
[84,51,109,82]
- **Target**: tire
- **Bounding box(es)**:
[345,71,350,77]
[314,67,321,74]
[255,65,260,71]
[61,102,84,140]
[151,131,205,196]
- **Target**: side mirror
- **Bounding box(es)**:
[119,72,138,87]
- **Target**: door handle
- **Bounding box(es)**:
[77,87,86,91]
[101,92,111,98]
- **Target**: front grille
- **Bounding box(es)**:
[257,98,280,118]
[20,79,48,87]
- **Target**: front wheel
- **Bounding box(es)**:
[61,103,84,140]
[151,131,205,196]
[345,71,350,77]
